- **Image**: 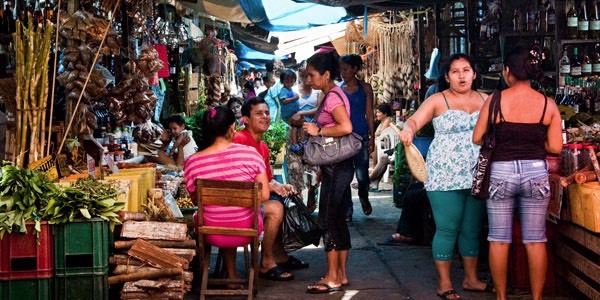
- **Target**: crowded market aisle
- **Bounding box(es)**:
[186,181,579,300]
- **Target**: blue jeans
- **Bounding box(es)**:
[320,158,354,251]
[345,135,370,217]
[487,160,550,243]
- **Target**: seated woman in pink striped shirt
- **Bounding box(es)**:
[184,106,270,283]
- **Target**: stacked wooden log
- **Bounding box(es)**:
[109,213,195,299]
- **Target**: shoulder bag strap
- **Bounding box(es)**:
[315,89,345,119]
[487,89,501,136]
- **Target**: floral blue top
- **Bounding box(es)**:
[424,110,480,191]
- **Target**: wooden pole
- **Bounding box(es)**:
[107,268,183,285]
[46,0,62,156]
[56,0,121,157]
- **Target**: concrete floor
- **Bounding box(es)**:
[186,180,583,300]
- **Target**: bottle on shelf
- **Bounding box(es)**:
[527,5,536,32]
[592,43,600,76]
[571,47,582,79]
[591,0,600,39]
[44,0,55,23]
[537,1,546,33]
[559,46,571,87]
[546,0,556,32]
[579,0,590,39]
[513,9,523,32]
[582,46,592,77]
[567,0,579,38]
[542,37,554,71]
[556,86,565,104]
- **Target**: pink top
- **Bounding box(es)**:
[184,143,266,248]
[316,86,351,128]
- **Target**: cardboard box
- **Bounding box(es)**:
[567,182,600,232]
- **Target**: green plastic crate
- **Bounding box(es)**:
[0,278,51,300]
[54,218,109,276]
[54,274,108,300]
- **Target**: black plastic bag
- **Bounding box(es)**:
[282,194,322,252]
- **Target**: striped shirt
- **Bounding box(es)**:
[184,143,266,247]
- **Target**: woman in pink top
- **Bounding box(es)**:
[184,106,270,283]
[302,52,354,294]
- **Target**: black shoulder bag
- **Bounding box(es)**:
[471,90,501,200]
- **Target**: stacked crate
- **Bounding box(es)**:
[0,222,53,300]
[53,218,110,300]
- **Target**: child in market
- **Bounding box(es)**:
[277,69,304,153]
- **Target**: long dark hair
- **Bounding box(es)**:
[306,52,340,80]
[201,106,235,146]
[437,53,477,91]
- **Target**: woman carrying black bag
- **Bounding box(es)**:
[472,46,562,300]
[302,52,354,294]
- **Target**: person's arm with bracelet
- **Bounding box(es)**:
[398,97,437,146]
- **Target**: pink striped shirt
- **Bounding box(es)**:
[184,143,266,248]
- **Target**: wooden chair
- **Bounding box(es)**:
[195,179,261,300]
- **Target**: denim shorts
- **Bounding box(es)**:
[487,160,550,244]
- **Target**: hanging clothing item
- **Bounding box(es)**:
[153,44,170,79]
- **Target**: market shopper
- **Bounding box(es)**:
[286,67,322,212]
[302,52,353,294]
[339,54,375,220]
[398,53,490,300]
[473,46,562,300]
[183,106,270,285]
[233,97,309,281]
[356,103,400,191]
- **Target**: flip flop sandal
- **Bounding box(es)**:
[436,289,461,300]
[306,283,342,294]
[464,282,495,293]
[278,256,309,270]
[258,266,294,281]
[360,199,373,215]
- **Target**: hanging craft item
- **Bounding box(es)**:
[369,14,418,105]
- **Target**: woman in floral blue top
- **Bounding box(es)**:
[398,54,491,300]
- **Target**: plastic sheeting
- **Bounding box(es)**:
[238,0,348,31]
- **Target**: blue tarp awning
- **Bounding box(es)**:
[238,0,349,32]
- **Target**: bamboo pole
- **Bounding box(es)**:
[57,0,121,157]
[14,21,24,168]
[46,0,62,156]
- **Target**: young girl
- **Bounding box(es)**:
[277,69,303,153]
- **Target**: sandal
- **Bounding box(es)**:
[464,282,495,293]
[306,283,342,294]
[360,198,372,215]
[436,289,461,300]
[278,256,309,270]
[258,266,294,281]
